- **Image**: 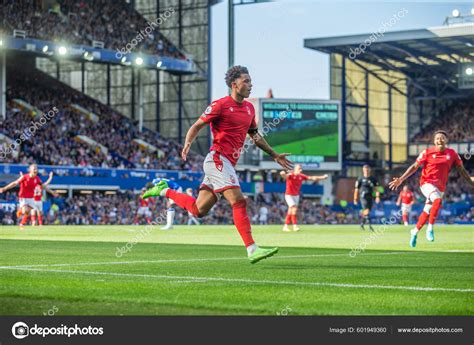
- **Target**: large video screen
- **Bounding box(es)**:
[259,99,341,170]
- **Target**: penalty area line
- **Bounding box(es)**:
[0,266,472,293]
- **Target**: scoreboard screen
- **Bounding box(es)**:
[258,99,341,170]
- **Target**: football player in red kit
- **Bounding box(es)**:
[0,164,43,229]
[396,185,415,226]
[389,130,474,247]
[142,66,294,264]
[280,164,328,231]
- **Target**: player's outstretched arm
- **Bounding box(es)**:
[44,186,59,198]
[248,131,293,170]
[309,174,328,182]
[279,171,288,180]
[455,165,474,187]
[388,162,419,190]
[0,177,22,194]
[43,172,54,186]
[181,118,208,161]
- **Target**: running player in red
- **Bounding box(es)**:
[389,130,474,247]
[280,164,328,232]
[0,164,43,229]
[142,65,293,263]
[396,185,414,226]
[134,188,153,224]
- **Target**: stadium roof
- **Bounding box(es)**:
[304,23,474,98]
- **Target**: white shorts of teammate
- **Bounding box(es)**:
[19,198,36,210]
[33,200,43,213]
[284,194,300,208]
[420,183,444,213]
[401,203,412,214]
[200,151,240,197]
[137,206,152,217]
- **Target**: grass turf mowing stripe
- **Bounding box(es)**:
[1,266,472,293]
[0,251,410,268]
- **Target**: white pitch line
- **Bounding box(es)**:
[0,252,408,269]
[0,266,472,293]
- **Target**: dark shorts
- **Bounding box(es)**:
[360,197,373,211]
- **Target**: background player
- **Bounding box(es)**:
[354,164,380,231]
[31,172,57,226]
[0,164,43,229]
[396,185,415,226]
[151,178,183,230]
[143,65,293,264]
[389,130,474,247]
[134,188,153,225]
[280,164,328,231]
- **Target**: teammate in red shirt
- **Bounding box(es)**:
[134,189,153,224]
[0,164,43,229]
[280,164,328,231]
[389,130,474,247]
[31,172,57,226]
[142,65,293,263]
[396,185,415,226]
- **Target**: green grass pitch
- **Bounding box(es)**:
[0,224,472,315]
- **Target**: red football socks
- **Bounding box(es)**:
[166,189,200,217]
[291,214,297,225]
[402,214,408,223]
[429,199,442,225]
[285,214,291,225]
[415,211,429,231]
[231,199,255,247]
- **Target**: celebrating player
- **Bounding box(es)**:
[0,164,43,229]
[280,164,328,232]
[396,185,414,226]
[31,171,57,226]
[389,130,474,247]
[142,65,293,264]
[354,164,380,231]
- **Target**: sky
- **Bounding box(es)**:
[210,0,474,100]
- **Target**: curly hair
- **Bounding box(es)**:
[225,65,249,88]
[433,130,448,139]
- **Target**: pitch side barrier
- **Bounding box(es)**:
[0,164,324,195]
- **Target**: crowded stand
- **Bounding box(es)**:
[0,65,203,170]
[412,101,474,143]
[1,0,186,60]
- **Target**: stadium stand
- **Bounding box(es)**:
[0,64,203,171]
[1,0,186,59]
[412,101,474,143]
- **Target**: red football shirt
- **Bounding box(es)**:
[399,190,414,204]
[416,147,462,192]
[285,173,309,196]
[200,96,257,166]
[18,174,42,198]
[33,185,43,202]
